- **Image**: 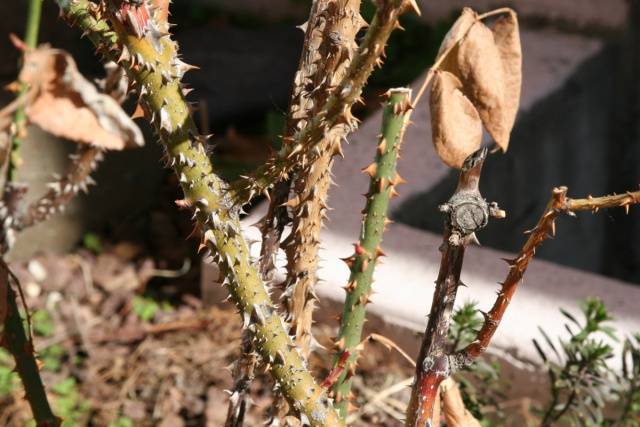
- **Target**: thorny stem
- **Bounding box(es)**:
[231,0,419,204]
[57,1,343,425]
[2,265,60,426]
[7,0,44,182]
[458,188,640,363]
[249,0,366,422]
[0,0,60,425]
[281,0,364,359]
[14,146,103,231]
[224,330,257,427]
[406,148,498,427]
[226,183,289,427]
[331,88,412,417]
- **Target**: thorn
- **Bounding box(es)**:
[354,243,368,256]
[377,138,387,155]
[340,256,356,269]
[343,281,357,293]
[375,246,386,258]
[361,163,377,178]
[174,199,190,209]
[390,173,407,186]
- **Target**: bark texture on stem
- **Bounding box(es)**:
[406,149,493,427]
[281,0,364,359]
[2,267,60,426]
[231,0,420,204]
[459,187,640,363]
[57,1,343,424]
[331,88,412,417]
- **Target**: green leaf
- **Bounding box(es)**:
[32,310,55,337]
[132,296,160,322]
[109,417,135,427]
[52,377,77,396]
[83,232,103,254]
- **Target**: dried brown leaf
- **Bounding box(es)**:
[430,71,482,169]
[452,20,508,150]
[491,10,522,151]
[441,378,482,427]
[435,7,477,62]
[19,47,143,150]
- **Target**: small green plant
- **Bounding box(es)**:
[131,295,160,322]
[0,348,18,395]
[108,417,135,427]
[606,333,640,426]
[51,378,90,427]
[448,302,504,423]
[535,298,616,426]
[32,309,55,337]
[82,232,103,254]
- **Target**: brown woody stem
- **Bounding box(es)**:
[231,0,419,204]
[2,264,60,426]
[459,187,640,363]
[406,148,497,427]
[15,146,103,231]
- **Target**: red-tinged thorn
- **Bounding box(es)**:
[354,243,368,256]
[389,188,400,198]
[9,33,28,51]
[175,199,190,209]
[375,246,386,258]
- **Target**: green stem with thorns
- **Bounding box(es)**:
[1,0,60,424]
[55,1,342,425]
[331,88,412,417]
[7,0,44,181]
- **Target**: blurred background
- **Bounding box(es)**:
[0,1,639,426]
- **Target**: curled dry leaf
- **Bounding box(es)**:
[434,8,522,154]
[436,7,477,63]
[440,378,482,427]
[18,47,143,150]
[430,71,482,169]
[491,10,522,151]
[452,19,507,150]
